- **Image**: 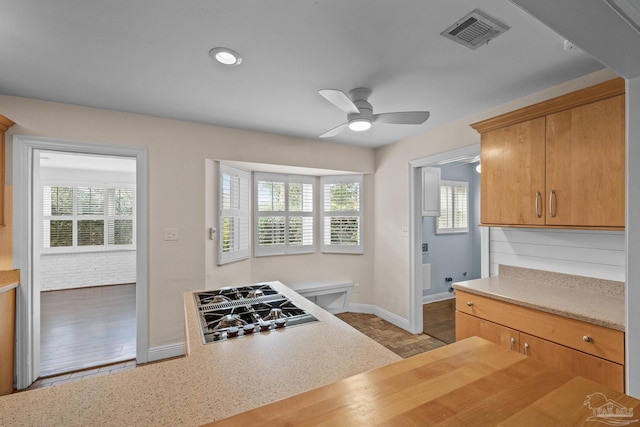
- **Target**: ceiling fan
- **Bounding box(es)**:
[318,87,430,138]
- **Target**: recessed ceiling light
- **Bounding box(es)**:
[209,47,242,66]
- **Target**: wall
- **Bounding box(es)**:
[0,95,375,349]
[422,162,480,296]
[40,251,136,291]
[626,76,640,396]
[489,228,625,281]
[373,68,619,320]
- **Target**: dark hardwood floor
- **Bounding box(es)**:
[423,298,456,344]
[40,283,136,377]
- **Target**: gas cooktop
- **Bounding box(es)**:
[194,284,318,343]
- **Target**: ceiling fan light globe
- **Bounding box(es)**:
[348,119,372,132]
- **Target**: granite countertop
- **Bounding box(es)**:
[452,267,625,331]
[0,281,401,426]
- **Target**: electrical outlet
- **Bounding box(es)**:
[164,228,178,241]
[422,243,428,252]
[353,283,360,293]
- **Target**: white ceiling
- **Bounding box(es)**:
[0,1,607,148]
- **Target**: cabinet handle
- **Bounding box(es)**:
[524,342,529,356]
[549,190,556,218]
[510,337,516,351]
[535,191,542,218]
[466,301,473,307]
[583,335,593,343]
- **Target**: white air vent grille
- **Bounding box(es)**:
[441,9,509,50]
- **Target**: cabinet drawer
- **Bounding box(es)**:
[456,311,520,352]
[456,290,624,364]
[521,333,624,393]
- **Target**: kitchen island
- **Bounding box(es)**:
[0,281,401,426]
[205,336,640,426]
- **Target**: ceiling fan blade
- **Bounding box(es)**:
[373,111,430,125]
[319,122,349,138]
[318,89,360,114]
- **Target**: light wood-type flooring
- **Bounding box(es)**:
[29,289,454,389]
[39,283,136,377]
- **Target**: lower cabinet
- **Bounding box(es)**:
[455,291,624,392]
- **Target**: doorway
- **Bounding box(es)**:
[36,151,137,376]
[408,144,488,335]
[12,136,148,389]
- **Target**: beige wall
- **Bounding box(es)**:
[372,68,619,319]
[0,95,375,348]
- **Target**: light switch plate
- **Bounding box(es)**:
[164,228,178,241]
[401,227,409,237]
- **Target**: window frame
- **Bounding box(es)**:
[218,163,251,265]
[320,174,363,254]
[41,182,136,253]
[436,179,469,234]
[253,172,315,257]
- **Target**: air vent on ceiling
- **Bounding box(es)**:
[441,9,509,50]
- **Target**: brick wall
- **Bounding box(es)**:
[40,250,136,291]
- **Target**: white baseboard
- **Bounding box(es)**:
[422,292,455,304]
[348,303,410,331]
[147,342,184,362]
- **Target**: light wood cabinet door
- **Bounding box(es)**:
[546,95,625,227]
[455,311,520,352]
[520,333,624,393]
[480,117,546,226]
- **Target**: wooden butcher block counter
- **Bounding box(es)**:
[205,337,640,427]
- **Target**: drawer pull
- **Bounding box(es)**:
[510,337,515,351]
[583,335,593,343]
[524,343,529,356]
[466,301,473,307]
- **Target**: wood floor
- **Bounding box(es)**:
[40,283,136,377]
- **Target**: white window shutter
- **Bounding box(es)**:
[218,163,251,265]
[320,175,363,254]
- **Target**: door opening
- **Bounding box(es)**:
[37,151,137,376]
[408,145,488,336]
[13,136,148,389]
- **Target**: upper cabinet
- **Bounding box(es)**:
[0,114,15,227]
[472,78,625,230]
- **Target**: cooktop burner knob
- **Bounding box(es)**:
[212,332,222,341]
[259,322,271,332]
[243,324,256,334]
[227,327,239,338]
[275,318,287,329]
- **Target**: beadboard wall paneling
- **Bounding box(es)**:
[489,227,625,282]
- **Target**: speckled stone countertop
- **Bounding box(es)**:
[452,266,625,331]
[0,281,401,426]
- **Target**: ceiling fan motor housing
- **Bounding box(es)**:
[349,88,373,125]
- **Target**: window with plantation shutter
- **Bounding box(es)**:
[436,180,469,234]
[254,173,314,256]
[321,175,363,254]
[218,163,251,265]
[42,184,135,251]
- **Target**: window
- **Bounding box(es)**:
[320,175,363,254]
[218,163,251,265]
[254,173,314,256]
[437,180,468,234]
[43,184,135,251]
